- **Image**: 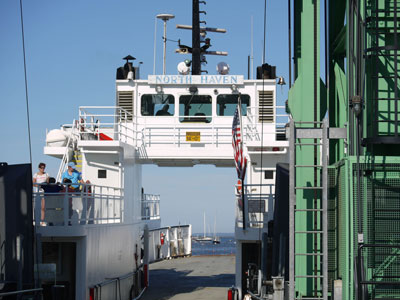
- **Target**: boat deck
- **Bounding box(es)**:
[141,255,235,300]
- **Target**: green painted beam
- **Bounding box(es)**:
[288,0,326,297]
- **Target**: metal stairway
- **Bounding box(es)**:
[363,0,400,145]
[355,164,400,300]
[289,119,329,300]
[72,149,82,173]
[358,1,400,298]
[56,122,79,182]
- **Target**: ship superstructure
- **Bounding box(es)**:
[39,105,162,299]
[36,1,290,298]
[37,66,287,299]
[116,71,289,300]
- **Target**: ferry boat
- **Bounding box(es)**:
[38,2,288,299]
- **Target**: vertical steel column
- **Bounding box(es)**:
[289,119,296,300]
[348,0,355,155]
[373,0,379,138]
[288,0,292,88]
[322,118,329,300]
[394,0,399,136]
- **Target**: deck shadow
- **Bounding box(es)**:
[142,268,234,300]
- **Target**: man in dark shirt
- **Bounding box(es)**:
[156,104,171,116]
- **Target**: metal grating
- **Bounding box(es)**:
[327,167,338,293]
[258,91,274,123]
[353,164,400,300]
[117,91,133,120]
[337,162,352,300]
[364,0,400,144]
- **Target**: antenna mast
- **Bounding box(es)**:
[192,0,201,75]
[176,0,227,74]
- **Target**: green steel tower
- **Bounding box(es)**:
[287,0,400,299]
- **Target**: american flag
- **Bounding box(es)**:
[232,104,247,180]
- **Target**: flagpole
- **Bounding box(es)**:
[238,93,243,141]
[238,94,246,231]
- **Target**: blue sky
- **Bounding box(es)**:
[0,0,289,233]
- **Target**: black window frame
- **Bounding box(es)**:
[216,94,250,116]
[264,170,274,180]
[179,94,212,123]
[98,169,107,179]
[141,94,175,116]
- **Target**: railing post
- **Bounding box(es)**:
[99,186,103,224]
[149,128,151,146]
[63,189,69,226]
[125,119,128,144]
[119,188,121,222]
[82,184,87,225]
[216,127,218,147]
[173,118,176,146]
[112,188,116,223]
[243,184,247,230]
[106,188,109,223]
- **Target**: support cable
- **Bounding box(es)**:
[288,0,291,88]
[19,0,33,165]
[258,0,267,244]
[20,0,41,292]
[324,0,328,86]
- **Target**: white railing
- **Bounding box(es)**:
[33,183,124,226]
[245,105,289,142]
[74,106,288,151]
[141,194,160,220]
[78,106,137,145]
[90,269,143,300]
[73,106,288,150]
[235,183,275,229]
[139,118,233,148]
[56,121,79,182]
[142,127,232,147]
[148,225,192,262]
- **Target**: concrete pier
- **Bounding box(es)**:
[141,255,235,300]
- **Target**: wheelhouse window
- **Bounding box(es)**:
[216,94,250,116]
[179,95,212,123]
[141,94,175,116]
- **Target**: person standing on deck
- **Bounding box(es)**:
[33,162,49,225]
[61,162,83,190]
[33,162,49,187]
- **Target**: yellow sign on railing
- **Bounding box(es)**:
[186,132,200,142]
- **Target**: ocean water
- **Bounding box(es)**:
[191,235,236,256]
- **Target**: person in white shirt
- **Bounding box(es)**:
[33,162,49,225]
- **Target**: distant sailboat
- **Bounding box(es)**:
[213,215,221,244]
[195,212,212,242]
